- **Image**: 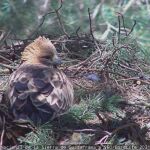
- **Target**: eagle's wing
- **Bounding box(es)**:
[6,64,74,125]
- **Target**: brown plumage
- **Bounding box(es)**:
[5,36,74,125]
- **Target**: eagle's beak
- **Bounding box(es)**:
[53,56,62,66]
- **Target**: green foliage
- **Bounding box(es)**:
[18,124,55,145]
[80,133,93,144]
[116,36,140,62]
[101,95,123,113]
[42,0,150,63]
[0,0,149,64]
[69,92,123,121]
[18,92,124,145]
[69,102,95,121]
[124,7,150,63]
[0,0,37,37]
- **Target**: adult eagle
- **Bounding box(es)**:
[5,36,74,125]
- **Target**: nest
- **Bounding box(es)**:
[55,34,150,93]
[0,32,150,146]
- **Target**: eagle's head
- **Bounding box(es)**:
[21,36,61,66]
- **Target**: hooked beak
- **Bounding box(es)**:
[52,56,62,66]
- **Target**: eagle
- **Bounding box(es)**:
[5,36,74,126]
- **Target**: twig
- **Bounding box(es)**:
[0,63,16,70]
[0,116,5,148]
[55,10,69,38]
[76,27,81,38]
[111,123,137,137]
[113,62,139,72]
[137,116,150,120]
[31,11,55,37]
[95,135,109,145]
[114,79,126,91]
[54,128,109,134]
[0,72,9,75]
[108,70,129,78]
[30,0,63,37]
[105,44,134,67]
[54,0,69,38]
[127,20,136,36]
[0,31,5,42]
[0,55,14,64]
[121,14,128,36]
[116,77,150,84]
[0,31,11,48]
[63,66,101,72]
[127,100,150,108]
[88,8,95,40]
[118,15,121,43]
[0,49,11,53]
[115,12,136,36]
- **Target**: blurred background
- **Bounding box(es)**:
[0,0,150,63]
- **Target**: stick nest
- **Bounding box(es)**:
[0,33,150,146]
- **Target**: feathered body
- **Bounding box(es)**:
[5,37,74,125]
